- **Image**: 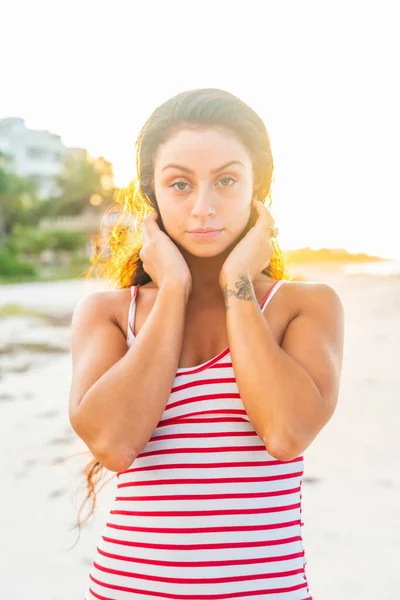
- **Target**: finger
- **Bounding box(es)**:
[262,204,275,232]
[141,210,160,238]
[254,200,273,231]
[141,212,156,245]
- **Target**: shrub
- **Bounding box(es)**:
[8,227,87,255]
[0,251,37,276]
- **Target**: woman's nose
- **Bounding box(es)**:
[191,186,216,217]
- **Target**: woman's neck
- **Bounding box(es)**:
[181,250,228,298]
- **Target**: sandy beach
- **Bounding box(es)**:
[0,264,399,599]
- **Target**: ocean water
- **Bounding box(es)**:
[342,260,400,275]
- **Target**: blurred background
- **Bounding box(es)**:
[0,1,399,598]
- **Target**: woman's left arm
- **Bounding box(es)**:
[223,277,345,461]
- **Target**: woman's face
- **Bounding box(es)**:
[153,126,254,257]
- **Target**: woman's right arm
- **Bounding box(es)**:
[68,282,188,472]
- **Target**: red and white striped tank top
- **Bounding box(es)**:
[84,279,312,600]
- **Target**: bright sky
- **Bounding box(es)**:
[1,0,399,259]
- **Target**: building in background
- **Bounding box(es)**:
[0,117,86,199]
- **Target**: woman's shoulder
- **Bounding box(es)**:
[269,276,342,320]
[257,274,334,319]
[107,283,159,335]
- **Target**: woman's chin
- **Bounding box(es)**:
[171,230,240,259]
[178,239,232,259]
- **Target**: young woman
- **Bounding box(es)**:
[69,88,344,599]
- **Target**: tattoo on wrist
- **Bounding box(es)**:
[222,274,256,310]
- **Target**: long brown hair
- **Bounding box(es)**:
[69,88,294,545]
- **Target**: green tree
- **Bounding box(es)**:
[0,152,41,241]
[49,152,116,217]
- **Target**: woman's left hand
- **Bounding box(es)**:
[219,200,276,287]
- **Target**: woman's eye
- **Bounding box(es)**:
[170,176,236,191]
[171,180,189,191]
[218,176,236,187]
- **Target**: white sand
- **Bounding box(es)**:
[0,267,399,599]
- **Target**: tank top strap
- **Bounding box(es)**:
[128,285,139,338]
[260,279,285,313]
[128,282,284,339]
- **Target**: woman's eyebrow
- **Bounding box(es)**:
[162,160,245,174]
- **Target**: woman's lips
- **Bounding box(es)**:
[188,230,223,240]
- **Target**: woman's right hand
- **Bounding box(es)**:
[139,210,192,297]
